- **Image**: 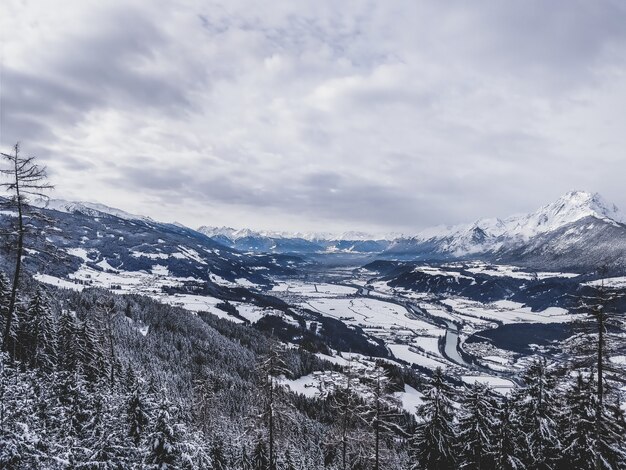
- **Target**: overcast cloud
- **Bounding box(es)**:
[1,0,625,233]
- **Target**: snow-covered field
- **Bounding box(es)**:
[440,298,573,325]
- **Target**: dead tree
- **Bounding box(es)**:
[0,143,53,353]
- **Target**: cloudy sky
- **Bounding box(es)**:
[1,0,625,233]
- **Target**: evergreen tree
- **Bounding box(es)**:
[1,143,53,353]
[210,438,228,470]
[127,385,150,447]
[516,359,561,470]
[22,289,57,371]
[493,397,524,470]
[411,367,457,470]
[457,381,498,470]
[362,365,403,470]
[58,309,81,372]
[252,435,269,470]
[256,342,291,470]
[145,397,181,469]
[0,272,12,336]
[560,373,597,468]
[78,318,105,383]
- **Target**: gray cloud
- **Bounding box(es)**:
[2,0,625,232]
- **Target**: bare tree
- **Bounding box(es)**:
[0,143,53,352]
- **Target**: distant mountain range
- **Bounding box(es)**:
[385,191,626,272]
[18,190,626,273]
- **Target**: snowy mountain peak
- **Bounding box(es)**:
[397,191,625,258]
[32,198,153,222]
[506,190,624,239]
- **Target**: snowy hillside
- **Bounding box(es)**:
[386,191,626,271]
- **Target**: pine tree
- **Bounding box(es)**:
[362,365,403,470]
[22,289,57,371]
[560,373,597,468]
[58,309,81,372]
[0,272,12,336]
[145,397,181,469]
[210,438,228,470]
[411,367,457,470]
[252,435,269,470]
[78,318,105,383]
[516,359,561,470]
[127,385,150,447]
[493,397,524,470]
[322,356,366,470]
[457,381,498,470]
[256,342,291,470]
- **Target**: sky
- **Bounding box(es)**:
[1,0,625,234]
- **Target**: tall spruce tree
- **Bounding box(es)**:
[21,289,57,371]
[411,367,457,470]
[493,397,524,470]
[457,381,498,470]
[515,359,561,470]
[145,397,181,469]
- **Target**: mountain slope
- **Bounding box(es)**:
[0,200,300,292]
[385,191,626,272]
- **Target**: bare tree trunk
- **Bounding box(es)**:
[3,149,23,353]
[268,353,275,470]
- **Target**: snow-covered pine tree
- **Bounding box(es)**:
[78,318,106,383]
[21,289,57,371]
[411,367,457,470]
[515,359,561,470]
[362,365,403,470]
[58,309,81,373]
[145,397,181,469]
[493,396,524,470]
[456,381,498,470]
[567,274,626,470]
[0,272,11,335]
[251,434,270,470]
[210,437,228,470]
[560,373,598,468]
[322,356,365,470]
[128,385,150,447]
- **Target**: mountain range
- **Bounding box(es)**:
[13,190,626,273]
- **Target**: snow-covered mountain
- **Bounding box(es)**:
[32,198,154,222]
[197,226,397,254]
[386,191,626,272]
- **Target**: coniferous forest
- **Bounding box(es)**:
[0,271,625,468]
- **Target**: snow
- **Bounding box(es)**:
[388,344,448,369]
[405,191,624,256]
[278,374,321,399]
[440,298,574,324]
[394,384,424,414]
[34,273,85,291]
[131,251,170,260]
[585,276,626,289]
[461,375,516,392]
[66,247,93,262]
[34,198,153,222]
[464,262,579,280]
